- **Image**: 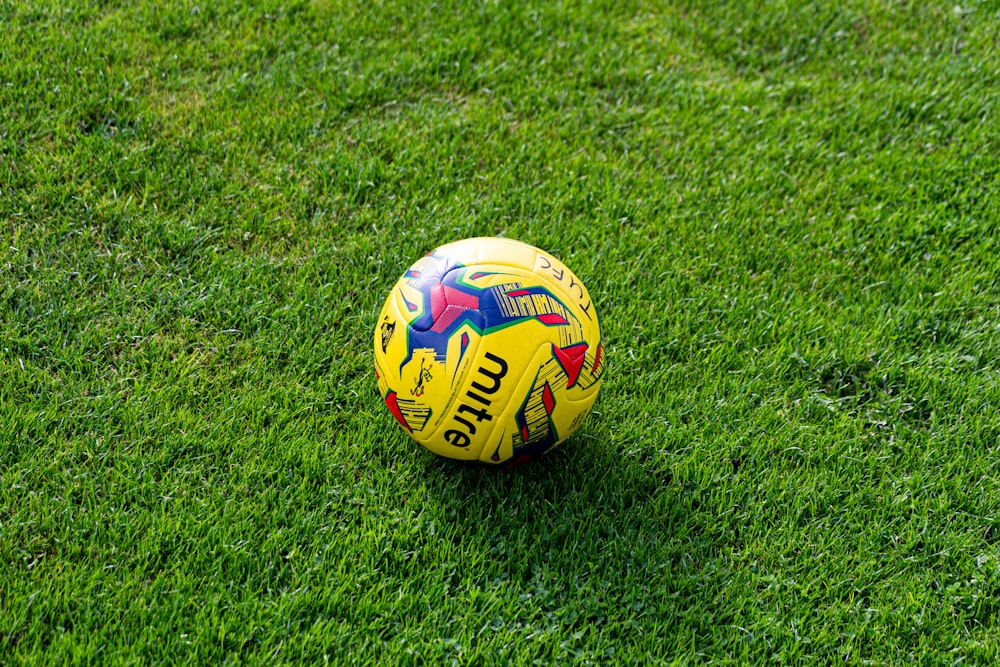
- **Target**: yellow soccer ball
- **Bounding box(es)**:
[373,237,605,465]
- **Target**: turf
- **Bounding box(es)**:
[3,0,1000,664]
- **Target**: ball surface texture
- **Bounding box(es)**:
[374,237,605,465]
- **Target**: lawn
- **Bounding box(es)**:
[3,0,1000,664]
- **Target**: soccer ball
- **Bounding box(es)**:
[373,237,605,465]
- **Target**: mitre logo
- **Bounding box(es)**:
[443,352,509,448]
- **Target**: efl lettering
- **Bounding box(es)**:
[537,254,591,318]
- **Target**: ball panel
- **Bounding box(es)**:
[431,237,541,272]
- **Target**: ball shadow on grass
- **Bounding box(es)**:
[415,433,726,637]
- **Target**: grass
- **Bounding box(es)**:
[2,0,1000,663]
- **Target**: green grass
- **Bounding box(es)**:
[3,0,1000,663]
